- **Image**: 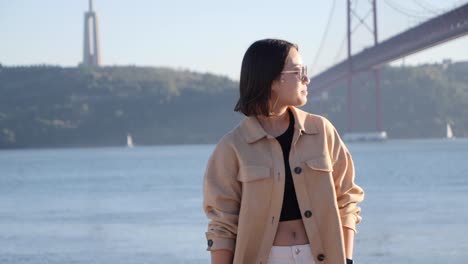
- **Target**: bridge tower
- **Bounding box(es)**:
[345,0,386,141]
[81,0,101,66]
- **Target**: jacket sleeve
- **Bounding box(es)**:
[327,123,365,234]
[202,137,241,252]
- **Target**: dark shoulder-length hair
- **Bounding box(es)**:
[234,39,298,116]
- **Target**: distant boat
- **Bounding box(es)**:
[127,134,134,148]
[342,131,388,142]
[446,123,455,139]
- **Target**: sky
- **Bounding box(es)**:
[1,0,468,80]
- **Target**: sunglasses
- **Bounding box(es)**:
[281,65,309,82]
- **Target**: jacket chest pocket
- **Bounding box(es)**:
[305,157,333,173]
[237,166,273,211]
[304,157,338,208]
[237,166,272,182]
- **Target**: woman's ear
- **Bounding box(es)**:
[271,79,282,94]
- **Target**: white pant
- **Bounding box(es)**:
[267,244,315,264]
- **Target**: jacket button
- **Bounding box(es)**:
[304,210,312,218]
[294,167,302,174]
[207,239,213,247]
[317,254,326,261]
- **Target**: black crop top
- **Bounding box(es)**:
[275,109,302,222]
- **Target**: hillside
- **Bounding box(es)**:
[0,62,467,149]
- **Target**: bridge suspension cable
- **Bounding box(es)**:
[413,0,439,15]
[311,0,337,73]
[383,0,430,19]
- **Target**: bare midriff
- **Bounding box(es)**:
[273,219,309,246]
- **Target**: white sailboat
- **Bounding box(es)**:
[127,133,134,148]
[446,123,454,139]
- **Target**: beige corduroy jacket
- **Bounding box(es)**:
[202,106,365,264]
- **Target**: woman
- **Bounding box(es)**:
[202,39,364,264]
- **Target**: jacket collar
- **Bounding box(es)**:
[240,106,319,144]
